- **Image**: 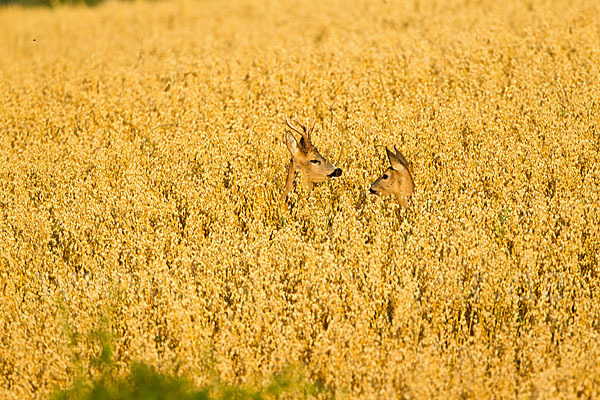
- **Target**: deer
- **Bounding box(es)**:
[281,116,342,203]
[369,146,414,207]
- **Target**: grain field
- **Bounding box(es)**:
[1,0,600,398]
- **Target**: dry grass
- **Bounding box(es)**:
[1,0,600,398]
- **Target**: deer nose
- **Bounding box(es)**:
[329,168,342,178]
[369,187,377,194]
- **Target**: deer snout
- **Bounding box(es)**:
[328,168,342,178]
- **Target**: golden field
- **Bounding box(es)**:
[1,0,600,398]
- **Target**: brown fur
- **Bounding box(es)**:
[369,146,414,207]
[281,117,342,203]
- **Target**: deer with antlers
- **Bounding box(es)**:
[281,116,342,202]
[369,146,414,207]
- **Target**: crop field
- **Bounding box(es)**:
[1,0,600,398]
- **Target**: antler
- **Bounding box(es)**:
[284,116,304,136]
[306,117,316,138]
[284,116,314,144]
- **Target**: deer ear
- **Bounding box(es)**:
[394,146,410,169]
[286,131,300,156]
[386,146,404,171]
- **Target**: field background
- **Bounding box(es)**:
[1,0,600,398]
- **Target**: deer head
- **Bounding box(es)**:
[281,116,342,202]
[369,146,414,207]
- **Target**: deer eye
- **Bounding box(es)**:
[383,174,388,179]
[310,160,321,165]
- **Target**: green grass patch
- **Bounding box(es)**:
[52,310,330,400]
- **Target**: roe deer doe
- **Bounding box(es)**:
[281,116,342,202]
[369,146,414,207]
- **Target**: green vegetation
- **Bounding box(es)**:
[53,313,329,400]
[1,0,110,8]
[54,362,327,400]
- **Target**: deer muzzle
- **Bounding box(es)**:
[328,168,342,178]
